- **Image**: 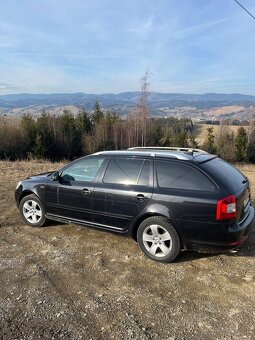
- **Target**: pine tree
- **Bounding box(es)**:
[32,133,47,159]
[21,113,37,151]
[203,127,216,153]
[235,127,248,161]
[91,99,104,124]
[60,110,77,159]
[217,130,236,162]
[36,111,54,158]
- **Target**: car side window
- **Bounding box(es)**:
[156,161,215,191]
[103,158,149,186]
[61,157,105,182]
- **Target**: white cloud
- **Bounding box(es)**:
[171,18,228,40]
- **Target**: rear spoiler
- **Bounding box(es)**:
[193,154,218,164]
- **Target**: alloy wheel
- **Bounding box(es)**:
[22,200,43,224]
[142,224,172,258]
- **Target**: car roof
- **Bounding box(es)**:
[93,148,216,163]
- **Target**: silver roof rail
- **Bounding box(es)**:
[93,150,191,160]
[128,146,207,153]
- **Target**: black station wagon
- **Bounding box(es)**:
[15,147,254,262]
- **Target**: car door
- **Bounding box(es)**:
[45,156,106,223]
[91,157,153,231]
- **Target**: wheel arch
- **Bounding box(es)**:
[18,190,38,205]
[19,191,47,227]
[131,212,170,241]
[131,213,185,250]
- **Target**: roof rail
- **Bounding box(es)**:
[93,150,190,160]
[128,147,207,154]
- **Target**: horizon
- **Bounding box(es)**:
[1,90,255,97]
[1,1,255,95]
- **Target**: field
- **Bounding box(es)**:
[0,160,255,339]
[193,123,250,145]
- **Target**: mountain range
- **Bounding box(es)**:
[1,92,255,120]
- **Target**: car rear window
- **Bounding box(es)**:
[200,158,246,193]
[156,161,215,191]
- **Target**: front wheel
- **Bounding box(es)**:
[19,194,47,227]
[137,216,181,263]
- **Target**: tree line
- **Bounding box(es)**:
[0,101,194,160]
[202,125,255,163]
[0,100,255,163]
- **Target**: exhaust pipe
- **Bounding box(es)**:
[229,248,240,254]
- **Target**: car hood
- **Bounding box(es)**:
[25,171,55,181]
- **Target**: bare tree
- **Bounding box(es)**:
[126,69,151,147]
[137,69,151,146]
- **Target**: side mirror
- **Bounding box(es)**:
[52,171,60,181]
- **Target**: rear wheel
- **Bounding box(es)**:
[19,194,47,227]
[137,216,181,263]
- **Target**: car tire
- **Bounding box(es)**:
[137,216,181,263]
[19,194,47,227]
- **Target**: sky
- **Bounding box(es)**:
[0,0,255,95]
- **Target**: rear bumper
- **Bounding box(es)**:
[184,205,255,252]
[225,204,254,249]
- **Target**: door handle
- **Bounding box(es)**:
[82,188,90,195]
[136,194,148,201]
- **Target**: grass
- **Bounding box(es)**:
[237,163,255,202]
[193,123,249,145]
[0,160,66,227]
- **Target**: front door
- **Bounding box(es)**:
[46,156,106,223]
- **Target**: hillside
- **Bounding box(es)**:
[1,92,255,120]
[192,123,250,145]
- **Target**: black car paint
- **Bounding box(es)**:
[15,153,255,252]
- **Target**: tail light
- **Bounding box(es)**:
[216,195,236,220]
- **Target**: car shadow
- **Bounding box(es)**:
[175,250,219,263]
[45,220,66,227]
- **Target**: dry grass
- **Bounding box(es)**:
[0,159,66,182]
[207,105,244,116]
[193,123,249,145]
[237,163,255,179]
[237,163,255,201]
[0,160,66,227]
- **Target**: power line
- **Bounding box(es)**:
[233,0,255,21]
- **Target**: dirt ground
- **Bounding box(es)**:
[0,160,255,340]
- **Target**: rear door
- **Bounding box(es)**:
[91,157,153,231]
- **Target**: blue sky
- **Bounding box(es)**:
[0,0,255,94]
